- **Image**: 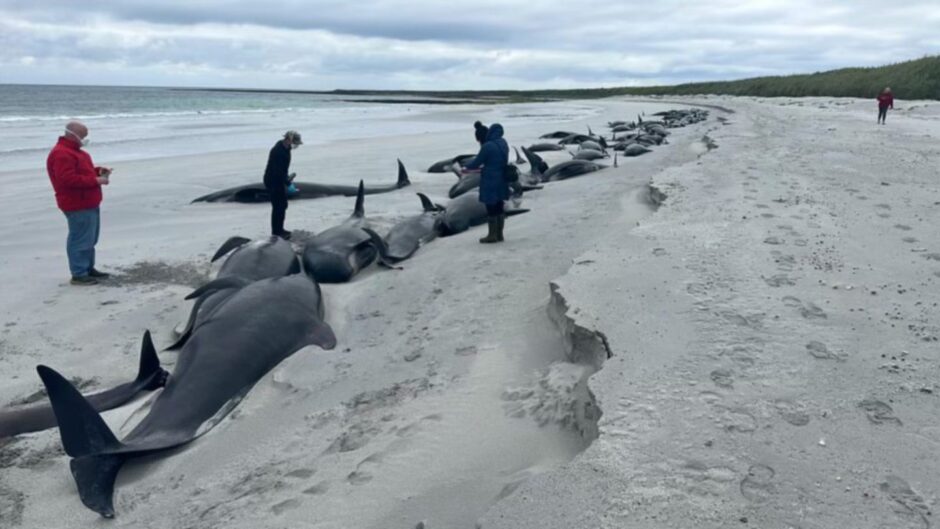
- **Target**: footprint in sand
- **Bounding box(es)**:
[902,237,918,244]
[347,452,384,485]
[894,224,913,231]
[270,498,302,515]
[858,399,903,426]
[783,297,826,319]
[800,302,827,319]
[325,423,381,453]
[710,369,734,389]
[719,311,764,328]
[880,475,932,528]
[774,400,811,426]
[878,213,892,219]
[303,481,330,495]
[717,407,758,433]
[875,203,892,210]
[0,485,25,526]
[740,464,776,502]
[924,253,940,262]
[285,468,316,479]
[764,236,785,245]
[805,341,845,361]
[764,274,796,287]
[761,213,775,218]
[775,255,797,271]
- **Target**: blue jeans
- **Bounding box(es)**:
[64,208,100,277]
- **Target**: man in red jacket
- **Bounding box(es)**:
[47,121,112,285]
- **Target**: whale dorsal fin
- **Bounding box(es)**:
[353,180,365,218]
[397,159,410,187]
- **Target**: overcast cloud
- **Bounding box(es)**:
[0,1,938,90]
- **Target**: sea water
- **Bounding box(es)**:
[0,84,607,173]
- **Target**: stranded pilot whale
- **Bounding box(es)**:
[0,332,167,439]
[191,160,410,203]
[167,235,300,350]
[361,193,442,265]
[37,273,336,518]
[301,180,390,283]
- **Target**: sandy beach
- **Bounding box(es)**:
[1,95,938,529]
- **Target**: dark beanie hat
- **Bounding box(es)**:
[474,121,488,143]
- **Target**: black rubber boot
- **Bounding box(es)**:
[496,214,505,242]
[479,216,499,243]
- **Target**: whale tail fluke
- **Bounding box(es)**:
[521,147,546,180]
[36,366,120,458]
[513,146,525,165]
[353,180,365,218]
[396,159,411,188]
[36,365,127,517]
[211,236,251,262]
[70,454,123,518]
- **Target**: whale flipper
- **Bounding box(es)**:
[185,276,251,300]
[361,227,406,269]
[307,321,338,350]
[211,236,251,262]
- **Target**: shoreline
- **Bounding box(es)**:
[1,95,937,528]
[0,97,704,528]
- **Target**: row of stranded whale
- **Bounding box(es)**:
[0,108,707,518]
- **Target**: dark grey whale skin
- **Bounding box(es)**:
[0,332,167,439]
[191,160,410,203]
[37,273,336,518]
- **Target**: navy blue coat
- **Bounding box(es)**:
[464,123,509,205]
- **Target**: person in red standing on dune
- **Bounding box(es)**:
[877,87,894,125]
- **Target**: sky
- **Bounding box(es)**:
[0,0,938,91]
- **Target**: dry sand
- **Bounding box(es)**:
[1,96,938,528]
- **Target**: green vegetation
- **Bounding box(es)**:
[332,55,940,101]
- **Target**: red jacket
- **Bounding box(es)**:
[877,92,894,108]
[47,137,103,212]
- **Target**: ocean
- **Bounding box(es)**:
[0,85,605,173]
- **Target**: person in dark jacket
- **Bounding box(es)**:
[463,123,509,243]
[264,130,303,239]
[877,87,894,124]
[47,121,112,285]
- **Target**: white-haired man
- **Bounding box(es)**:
[47,121,112,285]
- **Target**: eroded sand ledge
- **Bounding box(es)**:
[482,97,940,528]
